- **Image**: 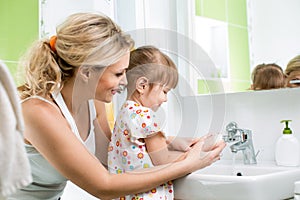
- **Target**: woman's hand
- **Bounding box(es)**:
[184,139,226,173]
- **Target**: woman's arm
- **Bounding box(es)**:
[145,132,186,165]
[23,100,225,199]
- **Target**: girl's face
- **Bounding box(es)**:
[141,84,170,111]
[96,53,129,102]
[286,70,300,88]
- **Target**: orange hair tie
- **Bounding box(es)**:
[49,36,57,52]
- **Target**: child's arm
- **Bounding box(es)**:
[145,132,186,165]
[167,136,201,152]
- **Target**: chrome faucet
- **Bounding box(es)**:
[223,122,257,165]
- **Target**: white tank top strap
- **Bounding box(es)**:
[21,95,55,105]
[51,91,96,154]
[86,99,96,154]
[21,95,60,112]
[51,92,84,144]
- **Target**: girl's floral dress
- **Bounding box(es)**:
[108,100,174,200]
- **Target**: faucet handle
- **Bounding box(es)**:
[226,121,238,133]
[223,133,241,143]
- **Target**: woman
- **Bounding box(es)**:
[285,55,300,88]
[9,12,225,200]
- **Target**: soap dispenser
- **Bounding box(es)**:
[275,120,300,167]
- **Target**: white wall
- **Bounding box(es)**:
[115,0,178,31]
[40,0,114,38]
[249,0,300,69]
[179,88,300,162]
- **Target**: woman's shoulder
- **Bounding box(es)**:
[21,96,71,141]
[22,96,61,118]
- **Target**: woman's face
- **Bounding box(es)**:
[286,70,300,88]
[96,53,130,102]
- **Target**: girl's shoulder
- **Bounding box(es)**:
[122,100,150,112]
[121,100,161,132]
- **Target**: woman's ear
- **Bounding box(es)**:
[136,77,149,94]
[78,67,91,83]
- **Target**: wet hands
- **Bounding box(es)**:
[202,133,223,152]
[185,136,226,173]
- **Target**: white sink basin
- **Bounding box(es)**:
[174,160,300,200]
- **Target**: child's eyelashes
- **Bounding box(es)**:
[163,89,171,94]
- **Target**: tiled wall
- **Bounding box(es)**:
[0,0,39,81]
[195,0,251,93]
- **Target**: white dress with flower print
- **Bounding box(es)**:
[108,100,174,200]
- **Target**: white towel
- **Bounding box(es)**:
[0,60,32,198]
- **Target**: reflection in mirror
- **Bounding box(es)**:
[192,17,230,94]
[250,63,285,91]
[285,55,300,88]
[40,0,300,94]
[115,0,248,95]
[193,17,229,79]
[248,0,300,93]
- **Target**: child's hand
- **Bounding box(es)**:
[167,136,200,152]
[202,133,222,152]
[185,140,226,173]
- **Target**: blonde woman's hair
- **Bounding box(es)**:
[285,55,300,76]
[251,63,285,90]
[126,46,178,97]
[18,12,134,99]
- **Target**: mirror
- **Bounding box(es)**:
[40,0,300,94]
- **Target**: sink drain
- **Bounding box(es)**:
[236,172,243,176]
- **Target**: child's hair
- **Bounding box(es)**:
[285,55,300,76]
[251,63,285,90]
[126,46,178,97]
[18,12,134,99]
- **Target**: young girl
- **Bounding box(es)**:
[108,46,190,199]
[9,13,225,200]
[250,63,286,90]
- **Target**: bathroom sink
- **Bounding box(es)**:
[174,160,300,200]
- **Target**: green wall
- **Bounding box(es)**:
[0,0,250,91]
[195,0,251,93]
[0,0,39,81]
